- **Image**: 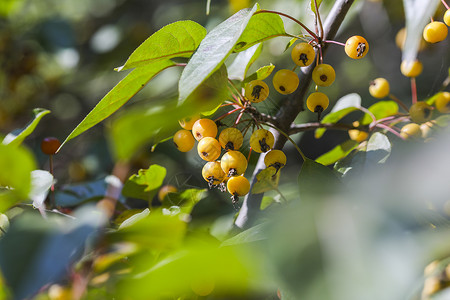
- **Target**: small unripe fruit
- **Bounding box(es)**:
[41,137,61,155]
[218,127,243,150]
[400,60,423,78]
[348,122,368,142]
[264,150,287,171]
[312,64,336,87]
[291,42,315,67]
[202,161,226,185]
[179,114,200,130]
[306,92,329,113]
[400,123,421,139]
[192,118,218,141]
[158,185,178,202]
[423,21,448,43]
[227,175,250,196]
[249,129,274,153]
[435,92,450,113]
[173,129,195,152]
[409,101,433,124]
[445,9,450,26]
[221,150,248,177]
[245,80,269,103]
[369,78,390,99]
[197,137,221,161]
[272,69,299,95]
[345,36,369,59]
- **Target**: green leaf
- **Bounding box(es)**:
[315,140,359,166]
[242,64,275,85]
[2,108,50,147]
[284,38,297,52]
[60,60,175,150]
[260,196,275,210]
[360,101,398,125]
[335,132,391,177]
[310,0,323,13]
[228,43,262,81]
[116,21,206,72]
[221,223,268,246]
[178,5,257,104]
[118,208,150,230]
[160,188,207,215]
[315,93,361,138]
[0,144,36,208]
[252,167,280,194]
[122,165,167,201]
[298,158,341,197]
[111,67,228,160]
[402,0,440,62]
[233,11,287,52]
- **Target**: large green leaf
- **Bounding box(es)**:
[122,165,167,201]
[221,223,268,246]
[111,67,228,160]
[178,5,257,104]
[116,21,206,72]
[160,188,207,215]
[298,158,341,197]
[360,101,398,125]
[0,144,36,210]
[233,11,287,52]
[315,140,359,166]
[228,43,262,81]
[60,60,175,150]
[2,108,50,147]
[315,93,361,138]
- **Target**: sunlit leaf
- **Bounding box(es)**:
[360,101,398,125]
[315,93,361,138]
[61,60,175,150]
[310,0,323,13]
[315,140,359,166]
[402,0,440,62]
[260,196,275,210]
[221,223,268,246]
[118,208,150,230]
[122,165,167,201]
[178,5,257,104]
[233,11,287,52]
[242,64,275,85]
[0,143,36,209]
[2,108,50,146]
[252,167,280,194]
[116,21,206,71]
[161,188,207,215]
[228,43,262,81]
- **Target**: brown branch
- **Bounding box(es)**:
[235,0,355,229]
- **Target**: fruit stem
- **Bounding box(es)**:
[262,122,307,162]
[375,123,405,140]
[247,147,252,163]
[314,0,325,39]
[214,107,242,122]
[255,10,319,42]
[441,0,450,10]
[227,79,246,106]
[235,109,245,125]
[411,77,418,104]
[358,107,377,123]
[389,94,410,112]
[323,40,345,46]
[49,154,56,209]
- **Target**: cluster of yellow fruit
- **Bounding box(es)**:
[421,259,450,300]
[244,36,369,121]
[173,115,286,206]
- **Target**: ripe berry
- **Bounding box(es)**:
[173,129,195,152]
[264,150,287,171]
[202,161,226,187]
[423,21,448,43]
[197,137,221,161]
[244,80,269,103]
[272,69,299,95]
[400,60,423,78]
[348,122,368,142]
[249,129,274,153]
[312,64,336,87]
[369,78,390,99]
[221,150,248,177]
[179,114,200,130]
[192,118,218,141]
[435,91,450,113]
[158,185,178,202]
[445,9,450,26]
[345,36,369,59]
[218,127,243,151]
[306,92,329,114]
[291,42,315,67]
[40,137,61,155]
[409,101,433,124]
[400,123,422,139]
[227,175,250,196]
